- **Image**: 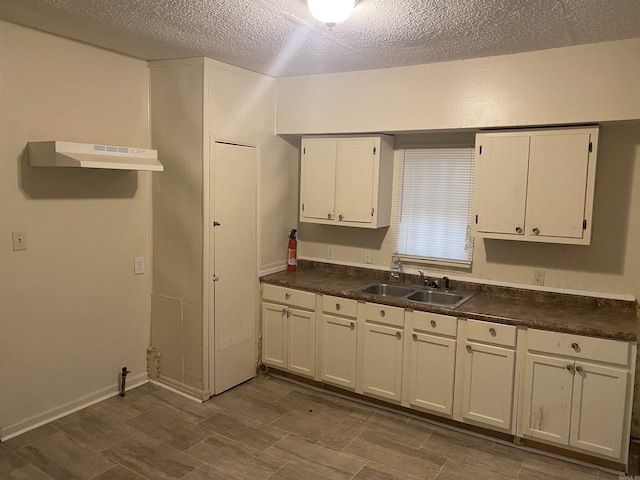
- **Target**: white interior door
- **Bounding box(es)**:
[210,141,257,394]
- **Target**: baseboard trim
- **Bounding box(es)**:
[152,375,209,401]
[0,373,148,442]
[150,379,204,403]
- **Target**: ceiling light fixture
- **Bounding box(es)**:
[307,0,357,26]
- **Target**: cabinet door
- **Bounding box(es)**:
[462,341,515,430]
[335,138,376,224]
[362,323,404,401]
[321,314,357,389]
[262,303,287,369]
[287,307,316,377]
[520,353,573,445]
[409,332,456,415]
[570,362,628,459]
[526,132,591,240]
[300,139,337,221]
[475,135,530,236]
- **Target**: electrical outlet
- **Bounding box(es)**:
[364,249,372,264]
[134,256,145,275]
[327,246,335,260]
[534,269,545,286]
[12,232,27,251]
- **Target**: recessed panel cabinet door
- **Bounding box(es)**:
[321,315,357,389]
[335,138,376,224]
[462,341,515,430]
[287,307,316,377]
[526,133,591,239]
[362,323,404,401]
[475,135,530,236]
[521,353,573,445]
[262,303,287,369]
[409,332,456,415]
[300,139,337,221]
[570,362,628,458]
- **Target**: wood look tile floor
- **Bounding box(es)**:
[0,376,628,480]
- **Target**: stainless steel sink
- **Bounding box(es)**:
[356,282,473,309]
[359,283,415,297]
[406,289,472,309]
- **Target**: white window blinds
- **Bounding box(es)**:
[393,146,475,265]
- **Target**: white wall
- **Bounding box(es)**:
[277,38,640,135]
[0,22,152,438]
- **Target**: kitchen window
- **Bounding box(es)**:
[393,146,475,266]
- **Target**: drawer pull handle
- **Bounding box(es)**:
[285,293,290,300]
[338,214,344,221]
[567,364,575,373]
[327,213,332,219]
[380,310,386,317]
[412,333,417,341]
[430,320,437,328]
[335,303,341,311]
[282,308,287,315]
[571,343,579,351]
[515,227,523,234]
[489,328,497,336]
[466,345,472,352]
[576,365,583,373]
[533,227,540,235]
[350,322,355,330]
[396,331,401,340]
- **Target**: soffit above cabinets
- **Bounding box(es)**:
[1,1,640,77]
[28,141,163,172]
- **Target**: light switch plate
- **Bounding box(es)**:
[12,232,27,251]
[134,256,145,275]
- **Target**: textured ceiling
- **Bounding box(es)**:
[1,0,640,77]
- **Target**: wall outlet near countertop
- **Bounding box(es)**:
[534,269,545,286]
[327,246,335,260]
[364,249,372,264]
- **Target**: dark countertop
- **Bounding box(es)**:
[261,263,640,342]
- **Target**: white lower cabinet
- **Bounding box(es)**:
[321,296,358,389]
[461,320,517,431]
[362,303,404,402]
[407,311,457,416]
[520,329,633,460]
[261,284,316,378]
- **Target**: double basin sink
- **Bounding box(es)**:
[356,282,473,309]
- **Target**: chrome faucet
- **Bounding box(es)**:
[443,276,450,290]
[418,270,425,286]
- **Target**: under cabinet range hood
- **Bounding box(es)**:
[28,141,163,171]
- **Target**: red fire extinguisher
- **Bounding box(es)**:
[287,229,297,272]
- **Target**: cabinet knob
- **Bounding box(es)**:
[282,308,287,315]
[515,227,523,234]
[395,331,401,340]
[566,364,575,373]
[430,320,437,328]
[571,342,580,351]
[350,322,355,330]
[576,365,583,373]
[380,310,386,317]
[327,213,332,219]
[533,227,540,235]
[285,293,290,300]
[412,333,417,341]
[489,328,497,336]
[466,345,472,352]
[338,214,344,221]
[335,303,341,311]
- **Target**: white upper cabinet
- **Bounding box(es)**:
[300,135,394,228]
[473,127,599,245]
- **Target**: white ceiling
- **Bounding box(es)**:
[1,0,639,77]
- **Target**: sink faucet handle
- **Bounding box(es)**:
[418,270,425,285]
[432,279,440,289]
[443,276,450,290]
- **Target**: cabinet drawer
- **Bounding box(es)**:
[323,295,358,318]
[527,329,630,366]
[263,284,315,310]
[365,303,404,328]
[413,311,457,337]
[467,319,516,348]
